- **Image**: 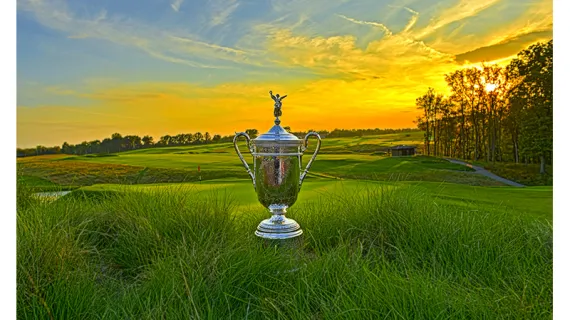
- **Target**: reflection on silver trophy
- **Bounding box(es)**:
[233,91,321,240]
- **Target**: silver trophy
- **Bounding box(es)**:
[233,91,321,240]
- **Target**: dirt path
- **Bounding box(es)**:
[445,158,525,187]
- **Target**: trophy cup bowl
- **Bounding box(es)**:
[233,92,321,240]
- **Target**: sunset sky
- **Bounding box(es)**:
[17,0,552,148]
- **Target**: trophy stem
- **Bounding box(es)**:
[255,205,303,240]
[268,205,286,223]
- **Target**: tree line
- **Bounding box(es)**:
[17,127,418,157]
[415,40,552,174]
[17,131,231,157]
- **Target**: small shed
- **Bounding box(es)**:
[390,145,416,157]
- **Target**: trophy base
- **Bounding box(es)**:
[255,215,303,240]
[255,217,303,240]
[255,204,303,240]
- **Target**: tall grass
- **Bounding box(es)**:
[17,184,552,319]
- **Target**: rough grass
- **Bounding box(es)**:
[479,162,553,186]
[17,157,248,187]
[75,179,552,220]
[17,183,552,319]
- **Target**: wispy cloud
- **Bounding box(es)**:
[19,0,553,74]
[210,0,239,26]
[489,0,552,44]
[324,10,448,79]
[171,0,184,12]
[412,0,501,39]
[422,0,552,54]
[455,30,552,64]
[336,14,393,36]
[386,5,419,33]
[170,36,247,55]
[144,50,230,69]
[44,86,78,96]
[18,0,258,69]
[402,6,419,15]
[265,26,453,83]
[402,7,419,33]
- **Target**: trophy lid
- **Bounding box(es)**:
[253,124,301,146]
[252,90,303,147]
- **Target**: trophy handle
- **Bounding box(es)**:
[233,132,255,189]
[299,132,321,188]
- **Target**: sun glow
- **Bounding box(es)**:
[485,83,497,92]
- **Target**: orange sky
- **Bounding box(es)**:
[17,0,552,148]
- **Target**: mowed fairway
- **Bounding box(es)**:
[17,131,553,219]
[59,132,428,172]
[19,132,508,187]
[17,131,552,219]
[72,152,474,176]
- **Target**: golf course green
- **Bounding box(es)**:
[16,132,553,319]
